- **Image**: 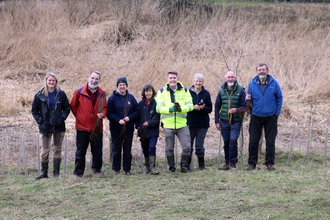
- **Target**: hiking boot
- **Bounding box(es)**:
[218,160,229,170]
[246,164,256,171]
[114,171,120,175]
[35,162,48,180]
[125,171,132,176]
[267,164,276,171]
[149,156,159,175]
[229,162,238,171]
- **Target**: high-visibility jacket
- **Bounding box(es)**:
[156,82,193,129]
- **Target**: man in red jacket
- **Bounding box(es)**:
[71,70,107,177]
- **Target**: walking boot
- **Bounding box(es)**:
[144,157,151,174]
[167,155,176,173]
[181,155,192,173]
[35,162,49,180]
[198,157,206,171]
[53,158,62,178]
[218,160,229,170]
[229,162,238,171]
[149,156,159,175]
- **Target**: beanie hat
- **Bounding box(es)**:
[117,77,128,87]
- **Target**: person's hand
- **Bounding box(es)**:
[169,106,174,113]
[229,108,237,114]
[123,117,130,122]
[200,104,205,110]
[246,94,251,101]
[143,121,149,127]
[97,113,104,119]
[216,123,221,131]
[173,103,182,112]
[119,119,126,125]
[194,104,200,111]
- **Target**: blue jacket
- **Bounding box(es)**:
[32,88,70,135]
[248,75,283,117]
[187,86,212,128]
[136,98,160,138]
[107,90,139,132]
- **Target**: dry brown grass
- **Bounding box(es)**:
[1,1,330,167]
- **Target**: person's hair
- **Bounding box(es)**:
[167,70,178,77]
[89,70,101,81]
[43,72,59,97]
[193,73,204,83]
[141,84,156,98]
[224,71,236,78]
[256,63,269,71]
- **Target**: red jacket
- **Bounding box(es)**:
[71,83,107,132]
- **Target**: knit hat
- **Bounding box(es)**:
[117,77,128,87]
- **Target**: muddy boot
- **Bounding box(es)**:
[218,160,229,170]
[229,162,238,171]
[53,158,61,178]
[198,157,206,170]
[181,155,192,173]
[167,155,176,173]
[35,162,48,180]
[144,157,151,174]
[149,156,159,175]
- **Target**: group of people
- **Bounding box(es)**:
[31,62,283,179]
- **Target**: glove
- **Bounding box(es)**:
[169,106,174,113]
[173,103,182,112]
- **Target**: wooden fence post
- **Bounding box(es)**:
[1,137,8,179]
[22,135,28,177]
[63,135,67,177]
[287,124,297,166]
[15,135,24,176]
[306,126,312,165]
[323,127,328,166]
[36,134,40,173]
[217,135,222,168]
[140,150,144,173]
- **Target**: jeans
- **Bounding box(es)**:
[248,114,278,166]
[111,130,134,172]
[189,127,208,158]
[220,120,242,163]
[141,136,158,157]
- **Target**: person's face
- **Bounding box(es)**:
[88,72,100,89]
[225,72,236,87]
[256,65,269,80]
[194,78,204,90]
[144,89,153,99]
[118,83,127,94]
[167,74,178,88]
[47,76,56,89]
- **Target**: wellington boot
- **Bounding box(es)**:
[181,155,192,173]
[198,157,206,170]
[144,157,151,174]
[35,162,48,180]
[167,155,176,173]
[53,158,61,178]
[149,156,159,175]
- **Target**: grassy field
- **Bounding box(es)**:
[1,152,330,219]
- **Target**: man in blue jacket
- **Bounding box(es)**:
[246,63,283,171]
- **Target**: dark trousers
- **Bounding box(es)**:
[141,136,158,157]
[220,120,242,163]
[248,114,278,166]
[111,130,134,172]
[73,130,103,176]
[189,127,208,158]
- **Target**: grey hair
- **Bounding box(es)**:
[224,71,237,78]
[193,73,204,83]
[89,70,101,81]
[43,72,59,97]
[256,63,269,71]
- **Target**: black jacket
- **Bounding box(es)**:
[187,86,212,128]
[32,88,70,135]
[136,98,160,138]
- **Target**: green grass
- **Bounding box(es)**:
[1,151,330,219]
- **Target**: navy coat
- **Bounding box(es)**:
[136,98,160,138]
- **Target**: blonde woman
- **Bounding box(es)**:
[32,72,70,179]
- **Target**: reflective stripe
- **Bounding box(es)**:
[185,104,192,111]
[161,113,186,120]
[157,101,164,106]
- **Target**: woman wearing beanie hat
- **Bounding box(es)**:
[107,77,139,175]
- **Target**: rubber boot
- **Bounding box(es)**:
[218,160,229,170]
[149,156,159,175]
[198,157,205,170]
[53,158,61,178]
[167,155,176,173]
[35,162,48,180]
[187,156,192,171]
[144,157,151,174]
[181,155,192,173]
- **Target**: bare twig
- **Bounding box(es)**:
[79,0,100,27]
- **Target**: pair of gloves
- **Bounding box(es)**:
[169,103,181,113]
